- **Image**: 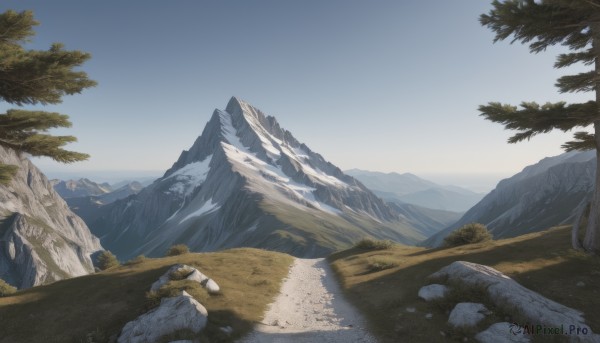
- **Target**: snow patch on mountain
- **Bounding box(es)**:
[180,199,220,224]
[219,110,341,214]
[165,155,212,196]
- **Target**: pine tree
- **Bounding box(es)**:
[479,0,600,252]
[0,10,96,184]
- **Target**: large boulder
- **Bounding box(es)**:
[431,261,599,342]
[118,291,208,343]
[475,322,530,343]
[418,284,449,301]
[448,302,489,328]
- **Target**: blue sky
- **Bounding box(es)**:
[0,1,593,190]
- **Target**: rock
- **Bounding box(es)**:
[187,268,220,293]
[425,313,433,319]
[418,284,449,301]
[406,307,416,313]
[448,302,489,328]
[577,281,585,287]
[431,261,600,341]
[475,322,530,343]
[150,264,194,292]
[118,291,207,343]
[203,278,220,294]
[220,326,233,335]
[0,146,102,289]
[150,264,220,294]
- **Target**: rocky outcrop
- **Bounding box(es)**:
[117,291,208,343]
[0,146,103,289]
[150,264,220,294]
[431,261,600,342]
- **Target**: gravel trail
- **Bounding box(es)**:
[238,258,378,343]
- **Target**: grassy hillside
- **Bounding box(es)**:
[330,226,600,342]
[0,248,293,343]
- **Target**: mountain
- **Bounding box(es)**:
[88,97,428,259]
[50,178,112,198]
[423,150,595,247]
[0,147,103,289]
[388,202,462,237]
[345,169,485,212]
[64,181,145,225]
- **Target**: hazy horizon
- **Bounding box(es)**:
[40,166,511,193]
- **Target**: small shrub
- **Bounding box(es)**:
[166,244,190,256]
[367,257,399,272]
[354,238,394,250]
[169,268,193,281]
[444,223,492,247]
[125,255,146,265]
[96,250,120,270]
[0,278,16,296]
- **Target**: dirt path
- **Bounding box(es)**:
[238,258,378,343]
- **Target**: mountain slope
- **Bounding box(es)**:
[0,147,103,289]
[388,202,462,238]
[89,97,426,259]
[345,169,484,212]
[423,151,595,247]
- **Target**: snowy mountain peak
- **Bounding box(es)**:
[89,97,422,259]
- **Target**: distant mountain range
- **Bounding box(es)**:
[424,150,595,247]
[52,180,145,226]
[345,169,485,212]
[83,97,443,259]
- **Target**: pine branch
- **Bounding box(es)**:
[0,110,72,131]
[555,49,595,68]
[19,133,89,163]
[0,11,37,46]
[562,131,596,151]
[479,100,597,143]
[480,0,593,53]
[556,71,598,93]
[0,43,96,105]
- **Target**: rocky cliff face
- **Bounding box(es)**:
[89,97,426,259]
[0,147,103,288]
[423,151,595,247]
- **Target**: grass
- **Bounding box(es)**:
[329,226,600,343]
[0,247,293,343]
[355,238,395,250]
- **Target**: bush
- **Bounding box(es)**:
[444,223,492,247]
[166,244,190,256]
[0,278,16,296]
[367,257,399,272]
[125,255,146,266]
[354,238,394,250]
[96,250,120,270]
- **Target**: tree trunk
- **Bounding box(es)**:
[583,22,600,253]
[572,201,589,250]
